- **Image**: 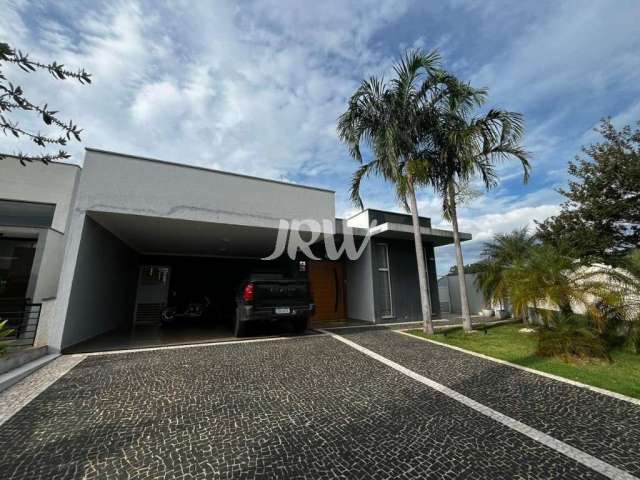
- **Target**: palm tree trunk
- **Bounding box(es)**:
[407,176,433,334]
[448,183,472,331]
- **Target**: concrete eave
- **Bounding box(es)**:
[368,222,471,246]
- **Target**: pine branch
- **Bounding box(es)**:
[0,83,83,140]
[0,115,68,146]
[0,150,71,165]
[0,43,91,84]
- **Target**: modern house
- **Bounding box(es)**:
[1,149,471,352]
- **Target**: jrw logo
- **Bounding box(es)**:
[263,219,377,261]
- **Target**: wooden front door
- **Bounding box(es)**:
[308,260,346,324]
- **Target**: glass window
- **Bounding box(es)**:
[375,243,393,317]
[0,237,36,301]
[0,199,55,228]
[375,244,389,269]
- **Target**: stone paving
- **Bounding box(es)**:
[337,326,640,477]
[0,334,608,479]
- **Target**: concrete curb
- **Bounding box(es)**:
[0,353,60,393]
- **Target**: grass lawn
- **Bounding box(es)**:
[408,323,640,400]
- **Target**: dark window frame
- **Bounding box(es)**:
[0,198,56,229]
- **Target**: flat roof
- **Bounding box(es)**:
[85,147,335,194]
[344,207,431,221]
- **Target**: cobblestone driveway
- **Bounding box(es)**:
[0,330,637,479]
[338,327,640,477]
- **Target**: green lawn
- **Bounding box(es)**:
[408,323,640,400]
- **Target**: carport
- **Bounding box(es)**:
[50,149,335,352]
[62,211,302,353]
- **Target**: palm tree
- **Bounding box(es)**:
[427,79,531,331]
[476,228,535,317]
[337,49,441,334]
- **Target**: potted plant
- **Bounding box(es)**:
[480,304,495,317]
[495,300,511,320]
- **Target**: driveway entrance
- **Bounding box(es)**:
[1,326,638,479]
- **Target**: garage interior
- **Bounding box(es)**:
[62,211,349,353]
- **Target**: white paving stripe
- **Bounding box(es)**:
[319,328,638,480]
[78,334,316,356]
[395,329,640,406]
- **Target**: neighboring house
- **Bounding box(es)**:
[438,272,486,315]
[0,157,79,347]
[4,149,471,352]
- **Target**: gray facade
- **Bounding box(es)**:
[370,239,440,323]
[345,243,375,322]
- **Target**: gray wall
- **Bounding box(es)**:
[30,229,66,301]
[371,239,440,323]
[61,216,139,349]
[439,273,485,315]
[345,243,375,322]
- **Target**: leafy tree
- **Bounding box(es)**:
[426,76,531,332]
[337,50,441,334]
[0,42,91,165]
[537,119,640,263]
[448,262,486,275]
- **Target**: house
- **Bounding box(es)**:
[0,157,79,347]
[1,149,471,352]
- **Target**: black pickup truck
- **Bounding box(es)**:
[234,272,314,336]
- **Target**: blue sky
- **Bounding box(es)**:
[2,0,639,275]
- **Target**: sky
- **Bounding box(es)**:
[2,0,639,275]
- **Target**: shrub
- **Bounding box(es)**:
[536,319,610,362]
[0,319,14,357]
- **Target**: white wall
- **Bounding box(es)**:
[440,273,486,315]
[0,157,79,232]
[77,150,335,229]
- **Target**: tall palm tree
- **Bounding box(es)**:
[337,49,441,334]
[428,79,531,331]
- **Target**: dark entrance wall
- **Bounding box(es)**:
[62,216,139,349]
[371,239,440,323]
[138,255,303,323]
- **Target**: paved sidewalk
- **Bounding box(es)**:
[335,326,640,477]
[0,335,602,479]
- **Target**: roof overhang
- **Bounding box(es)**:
[88,211,286,258]
[368,222,471,247]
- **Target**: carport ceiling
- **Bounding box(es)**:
[88,211,284,258]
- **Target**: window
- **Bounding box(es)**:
[375,243,393,318]
[0,199,55,228]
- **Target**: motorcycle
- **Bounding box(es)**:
[161,296,213,325]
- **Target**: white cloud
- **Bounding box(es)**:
[470,1,640,109]
[0,0,407,182]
